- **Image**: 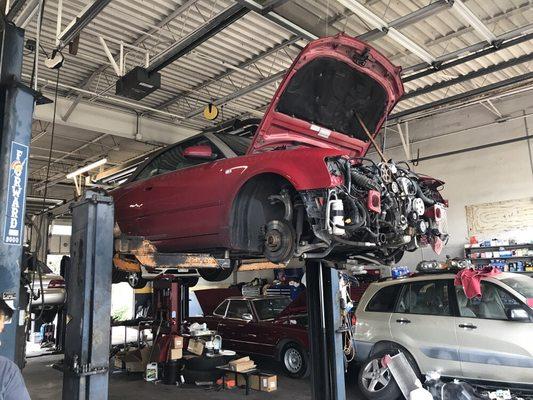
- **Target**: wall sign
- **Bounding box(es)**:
[3,141,28,245]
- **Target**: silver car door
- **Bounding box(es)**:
[390,279,462,377]
[455,282,533,384]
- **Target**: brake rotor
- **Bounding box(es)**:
[264,220,296,264]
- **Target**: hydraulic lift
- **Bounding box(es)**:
[0,20,38,366]
[306,261,347,400]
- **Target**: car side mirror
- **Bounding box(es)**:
[509,308,529,321]
[242,313,253,322]
[183,145,215,160]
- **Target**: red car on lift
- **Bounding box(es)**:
[112,34,447,283]
[190,292,310,378]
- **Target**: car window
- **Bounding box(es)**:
[396,280,451,316]
[226,300,253,320]
[457,283,530,321]
[213,300,229,317]
[499,275,533,298]
[253,297,291,320]
[215,133,251,156]
[134,137,222,181]
[366,285,401,312]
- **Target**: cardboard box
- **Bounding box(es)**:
[237,373,277,392]
[230,360,256,372]
[187,339,204,356]
[260,374,277,392]
[173,335,183,349]
[115,347,151,372]
[170,348,183,360]
[229,356,250,366]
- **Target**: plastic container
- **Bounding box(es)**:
[145,362,158,382]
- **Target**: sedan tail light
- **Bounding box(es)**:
[48,279,65,289]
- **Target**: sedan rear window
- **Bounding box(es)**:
[366,285,400,312]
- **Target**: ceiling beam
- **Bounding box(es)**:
[33,96,198,145]
[147,3,250,74]
[152,36,302,113]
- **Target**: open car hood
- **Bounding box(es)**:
[249,34,404,156]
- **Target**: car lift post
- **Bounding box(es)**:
[62,191,113,400]
[305,260,346,400]
[0,22,37,365]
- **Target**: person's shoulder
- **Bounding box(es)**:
[0,356,19,373]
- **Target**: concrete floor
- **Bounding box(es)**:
[23,354,364,399]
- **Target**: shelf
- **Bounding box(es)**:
[465,243,533,252]
[469,256,533,262]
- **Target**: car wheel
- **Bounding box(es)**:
[112,268,126,284]
[358,350,402,400]
[198,260,237,282]
[127,271,146,289]
[281,343,308,379]
[179,276,199,287]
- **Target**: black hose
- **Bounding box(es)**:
[332,236,377,248]
[414,181,436,206]
[350,171,380,191]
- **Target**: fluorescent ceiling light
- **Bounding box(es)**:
[337,0,387,30]
[387,28,435,65]
[452,0,496,44]
[337,0,435,65]
[66,158,108,179]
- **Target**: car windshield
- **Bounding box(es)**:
[499,275,533,298]
[253,297,292,320]
[215,133,251,156]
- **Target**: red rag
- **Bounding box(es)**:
[454,267,501,299]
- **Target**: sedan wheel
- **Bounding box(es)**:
[280,344,308,378]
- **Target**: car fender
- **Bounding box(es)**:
[275,337,309,361]
[369,340,422,374]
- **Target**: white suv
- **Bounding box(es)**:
[354,272,533,399]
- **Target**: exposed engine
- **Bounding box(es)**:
[298,158,448,264]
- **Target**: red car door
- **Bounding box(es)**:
[126,136,229,251]
[221,300,258,354]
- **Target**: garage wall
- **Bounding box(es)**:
[380,90,533,267]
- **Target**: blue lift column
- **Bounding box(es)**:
[0,22,37,365]
[62,190,114,400]
[305,260,346,400]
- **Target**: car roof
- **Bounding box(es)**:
[224,295,289,301]
[371,271,518,289]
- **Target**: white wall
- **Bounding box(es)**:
[379,90,533,267]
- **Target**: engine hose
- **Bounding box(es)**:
[343,196,365,229]
[350,170,380,192]
[332,236,377,248]
[301,245,335,259]
[414,181,436,206]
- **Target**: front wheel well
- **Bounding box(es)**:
[369,341,421,375]
[229,173,297,254]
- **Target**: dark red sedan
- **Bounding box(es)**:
[112,34,448,282]
[190,294,310,378]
